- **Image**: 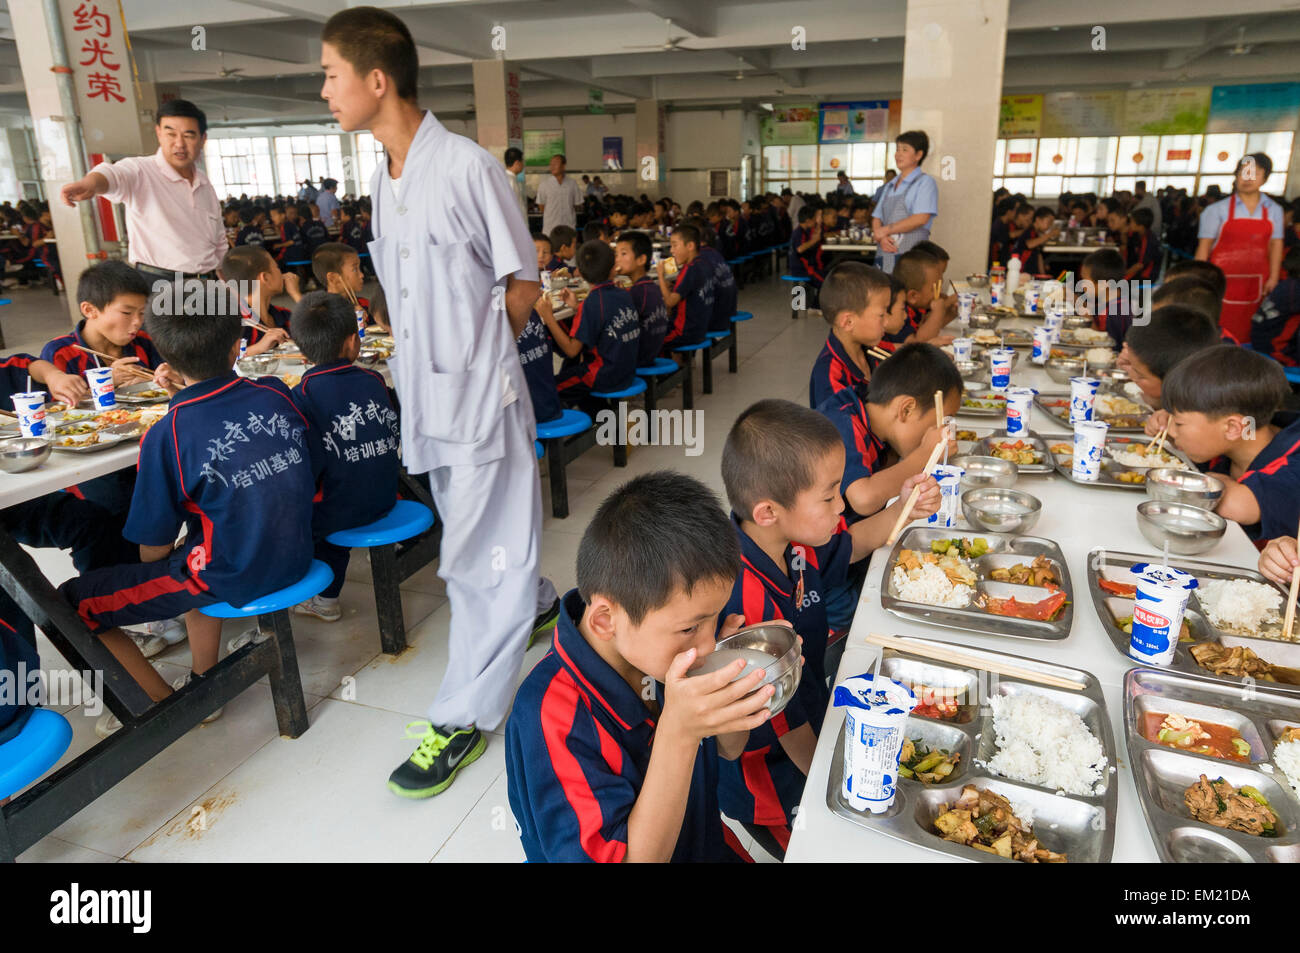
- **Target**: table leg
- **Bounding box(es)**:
[261,610,309,739]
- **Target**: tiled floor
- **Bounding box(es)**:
[5,267,823,863]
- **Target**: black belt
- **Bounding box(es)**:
[133,262,218,281]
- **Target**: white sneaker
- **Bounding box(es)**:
[127,630,169,659]
[95,711,123,738]
[159,616,187,644]
[293,595,341,622]
[226,626,270,653]
[172,672,223,723]
[126,618,188,659]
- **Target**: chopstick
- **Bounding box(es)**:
[1284,516,1300,642]
[1151,418,1171,457]
[886,440,948,546]
[72,345,155,381]
[934,389,944,430]
[863,633,1088,692]
[868,346,891,361]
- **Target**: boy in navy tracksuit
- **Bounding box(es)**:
[719,400,942,859]
[1123,208,1161,281]
[312,242,388,331]
[1163,346,1300,545]
[545,240,640,411]
[1080,247,1133,346]
[267,203,304,267]
[58,296,316,737]
[789,207,826,295]
[506,471,769,863]
[299,203,329,257]
[219,246,299,353]
[696,227,738,333]
[808,262,891,409]
[614,231,669,366]
[41,261,163,384]
[1250,249,1300,366]
[287,292,400,623]
[516,297,563,426]
[659,224,713,351]
[235,205,264,248]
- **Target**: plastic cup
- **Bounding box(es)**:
[834,673,917,814]
[951,337,973,363]
[1069,376,1100,423]
[1023,284,1040,314]
[85,366,116,410]
[355,306,367,343]
[990,282,1004,306]
[1072,420,1109,481]
[540,270,552,293]
[957,292,976,321]
[1032,326,1052,364]
[927,463,966,528]
[11,392,48,437]
[1076,229,1087,245]
[238,336,248,361]
[1127,564,1199,666]
[1005,387,1036,436]
[1044,308,1065,337]
[989,348,1014,392]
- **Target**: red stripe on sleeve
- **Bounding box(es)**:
[739,746,788,826]
[740,570,767,624]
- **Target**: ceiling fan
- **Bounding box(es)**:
[624,19,697,52]
[729,57,777,81]
[180,51,246,79]
[1226,25,1254,55]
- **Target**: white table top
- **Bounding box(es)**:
[1043,244,1105,255]
[823,243,879,253]
[0,439,140,509]
[784,316,1264,864]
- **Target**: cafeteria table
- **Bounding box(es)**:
[783,312,1263,864]
[821,242,878,259]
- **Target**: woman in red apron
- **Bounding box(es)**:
[1196,153,1284,342]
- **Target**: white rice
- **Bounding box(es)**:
[891,562,973,609]
[1274,739,1300,797]
[1084,347,1115,366]
[1197,579,1282,636]
[1008,798,1036,829]
[1107,448,1187,470]
[986,693,1108,796]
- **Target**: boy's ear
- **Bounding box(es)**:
[750,499,780,527]
[79,301,98,322]
[892,394,917,423]
[584,596,619,643]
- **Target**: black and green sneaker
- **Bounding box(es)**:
[527,597,561,649]
[387,722,486,799]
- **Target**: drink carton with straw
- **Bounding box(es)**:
[1127,563,1199,666]
[835,673,917,814]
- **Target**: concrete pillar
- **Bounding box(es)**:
[635,99,666,198]
[900,0,1010,277]
[472,59,522,164]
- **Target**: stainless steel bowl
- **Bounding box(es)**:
[966,273,990,288]
[1045,357,1085,384]
[951,455,1018,492]
[953,359,983,379]
[691,622,801,718]
[1136,500,1227,555]
[1144,468,1225,510]
[1098,367,1130,389]
[356,348,382,367]
[969,312,1001,330]
[961,487,1042,535]
[0,436,52,473]
[1063,314,1092,329]
[236,355,279,377]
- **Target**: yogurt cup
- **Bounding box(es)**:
[990,281,1004,306]
[1072,420,1109,481]
[11,392,48,438]
[1031,326,1052,364]
[1044,307,1065,337]
[1127,564,1199,666]
[1005,387,1036,436]
[834,673,918,814]
[1023,284,1040,314]
[951,337,973,363]
[355,307,367,342]
[927,463,966,528]
[1069,376,1100,423]
[957,292,977,322]
[989,348,1014,392]
[85,366,116,411]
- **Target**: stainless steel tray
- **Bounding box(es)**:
[881,526,1073,641]
[954,425,996,458]
[959,394,1007,418]
[826,635,1116,862]
[1056,329,1116,349]
[1035,393,1149,434]
[969,328,1034,349]
[1049,433,1194,490]
[975,431,1055,474]
[113,381,171,404]
[1124,667,1300,862]
[1087,548,1300,696]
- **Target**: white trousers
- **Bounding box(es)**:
[423,399,542,731]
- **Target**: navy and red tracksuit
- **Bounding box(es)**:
[719,513,854,853]
[59,373,316,631]
[1011,227,1048,276]
[1205,412,1300,545]
[505,589,752,863]
[661,259,712,350]
[989,218,1012,270]
[628,275,669,366]
[789,226,825,283]
[292,360,399,599]
[809,332,870,409]
[236,223,265,248]
[816,386,887,525]
[516,310,562,425]
[698,245,737,333]
[884,303,923,345]
[1126,230,1161,280]
[269,221,306,264]
[40,321,163,378]
[239,299,294,343]
[1250,278,1300,366]
[1094,297,1134,347]
[555,282,640,402]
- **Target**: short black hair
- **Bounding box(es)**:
[321,6,419,102]
[576,471,740,626]
[1162,345,1289,423]
[894,247,938,291]
[887,273,907,311]
[156,99,207,136]
[895,129,929,163]
[1165,259,1226,299]
[1151,276,1222,323]
[581,222,607,243]
[1082,247,1125,283]
[532,232,552,250]
[290,291,358,365]
[144,286,242,381]
[797,205,818,224]
[1131,207,1154,230]
[575,240,614,285]
[77,260,150,311]
[220,245,276,283]
[504,147,522,166]
[911,240,949,261]
[616,231,651,266]
[674,224,700,249]
[321,178,338,190]
[819,262,892,325]
[1033,205,1055,221]
[995,197,1017,217]
[1125,305,1221,378]
[866,342,962,408]
[311,242,359,288]
[1236,152,1273,181]
[549,225,577,250]
[722,399,843,518]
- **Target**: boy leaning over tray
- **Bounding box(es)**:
[505,471,773,863]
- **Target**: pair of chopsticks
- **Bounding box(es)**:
[73,345,155,382]
[886,437,949,545]
[868,346,891,361]
[1150,418,1171,457]
[863,632,1088,692]
[1283,515,1300,642]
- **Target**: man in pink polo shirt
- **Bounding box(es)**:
[60,100,227,282]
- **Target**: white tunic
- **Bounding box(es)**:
[368,112,539,473]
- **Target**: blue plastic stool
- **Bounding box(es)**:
[535,440,544,459]
[780,275,811,320]
[0,708,72,800]
[535,408,595,519]
[636,357,684,415]
[1287,366,1300,387]
[201,560,334,618]
[673,339,713,403]
[327,500,436,655]
[590,377,648,467]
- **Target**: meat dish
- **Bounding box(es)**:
[1183,775,1279,837]
[933,784,1067,862]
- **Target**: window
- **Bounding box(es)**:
[354,132,388,194]
[274,134,346,198]
[204,137,274,199]
[763,141,888,197]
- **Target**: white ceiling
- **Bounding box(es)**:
[0,0,1298,126]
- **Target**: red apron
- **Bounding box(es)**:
[1209,196,1273,341]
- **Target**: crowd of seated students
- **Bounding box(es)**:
[1,200,60,290]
